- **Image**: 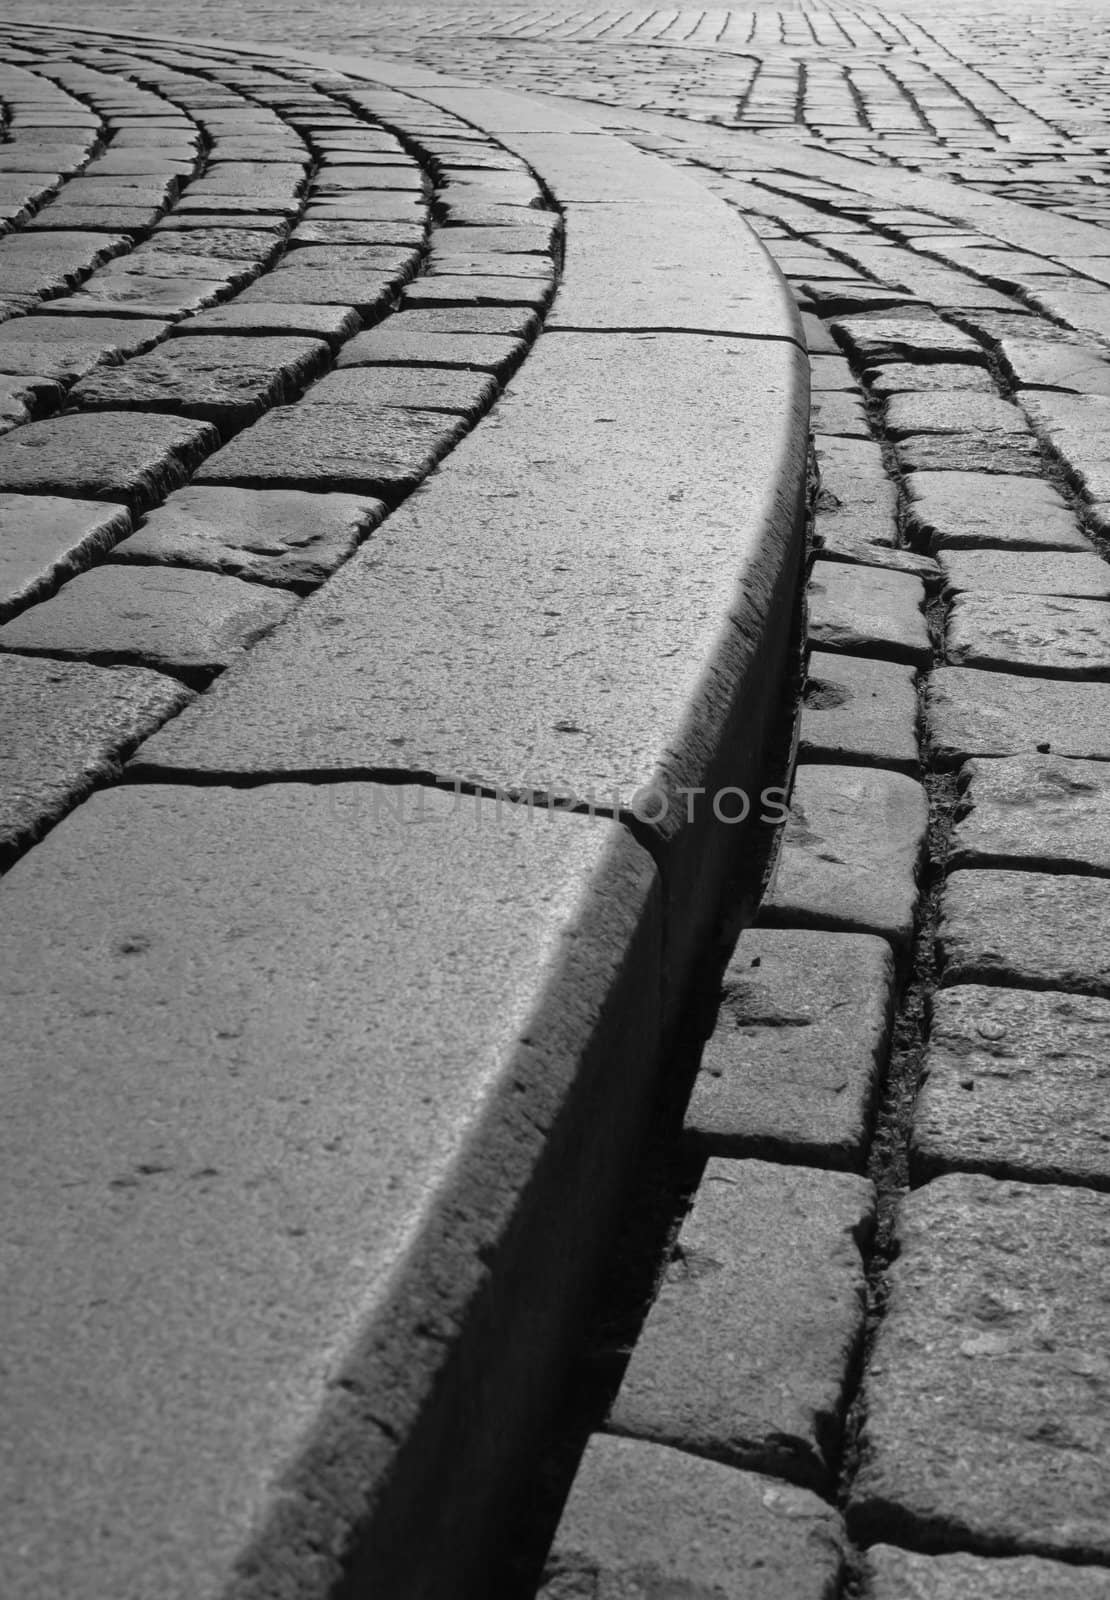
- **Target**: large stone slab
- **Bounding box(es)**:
[800,650,919,773]
[0,565,295,686]
[904,471,1088,552]
[939,548,1110,600]
[0,654,189,866]
[912,984,1110,1188]
[850,1174,1110,1561]
[0,413,217,512]
[807,561,931,667]
[947,593,1110,678]
[938,868,1110,996]
[132,332,808,1004]
[111,486,384,592]
[760,764,928,955]
[0,782,659,1600]
[608,1159,873,1491]
[0,494,131,622]
[928,666,1110,763]
[684,929,895,1170]
[865,1543,1110,1599]
[951,753,1110,874]
[539,1434,842,1600]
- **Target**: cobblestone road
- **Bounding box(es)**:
[2,4,1110,1599]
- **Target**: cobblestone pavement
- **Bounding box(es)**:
[2,4,1110,1599]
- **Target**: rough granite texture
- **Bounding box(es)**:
[800,650,919,773]
[938,868,1110,996]
[0,493,131,621]
[947,593,1110,678]
[865,1545,1110,1600]
[0,412,218,511]
[928,667,1110,763]
[808,560,931,667]
[904,471,1089,552]
[950,753,1110,874]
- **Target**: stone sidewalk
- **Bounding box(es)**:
[2,6,1110,1600]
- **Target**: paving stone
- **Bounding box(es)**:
[0,412,217,513]
[0,565,294,685]
[812,392,870,437]
[282,242,420,278]
[289,218,425,247]
[195,404,467,498]
[425,250,554,280]
[928,666,1110,763]
[174,302,359,349]
[885,391,1031,441]
[46,270,230,320]
[850,1173,1110,1561]
[303,365,496,419]
[155,212,291,235]
[801,313,840,354]
[68,335,329,432]
[938,868,1110,997]
[808,353,856,390]
[0,315,168,382]
[939,548,1110,600]
[832,308,987,366]
[235,265,397,318]
[761,764,928,954]
[808,560,931,667]
[336,325,524,375]
[948,592,1110,678]
[904,470,1089,552]
[800,650,919,773]
[386,305,541,339]
[1022,390,1110,500]
[0,493,131,622]
[608,1159,873,1491]
[0,654,190,866]
[400,272,552,311]
[911,984,1110,1189]
[865,1544,1110,1600]
[539,1434,842,1600]
[895,432,1043,474]
[1000,339,1110,397]
[868,362,996,396]
[302,195,428,223]
[684,929,895,1169]
[28,204,162,233]
[812,435,933,574]
[950,753,1110,875]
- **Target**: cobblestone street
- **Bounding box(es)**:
[1,5,1109,1598]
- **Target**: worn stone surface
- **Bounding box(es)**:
[194,404,467,496]
[940,548,1110,599]
[885,391,1031,440]
[947,593,1110,678]
[540,1434,842,1600]
[928,666,1110,763]
[303,365,497,417]
[0,564,295,684]
[1022,390,1110,499]
[850,1174,1110,1561]
[174,301,360,348]
[808,561,931,667]
[812,435,933,573]
[69,335,329,430]
[800,650,919,773]
[111,486,384,591]
[938,868,1110,996]
[0,315,168,381]
[0,494,131,622]
[895,432,1042,474]
[869,362,995,396]
[761,764,928,954]
[0,654,189,865]
[866,1543,1110,1599]
[685,929,895,1169]
[337,324,524,374]
[0,780,658,1600]
[609,1159,873,1492]
[1002,340,1110,396]
[235,264,396,317]
[904,471,1089,551]
[402,272,551,309]
[833,308,987,365]
[951,753,1110,874]
[812,391,871,437]
[912,984,1110,1188]
[0,413,217,512]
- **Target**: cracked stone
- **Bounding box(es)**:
[951,754,1110,875]
[608,1159,873,1493]
[850,1174,1110,1562]
[938,868,1110,996]
[912,984,1110,1189]
[685,927,894,1170]
[947,593,1110,678]
[0,413,217,512]
[800,650,919,773]
[928,667,1110,763]
[761,764,928,954]
[0,493,131,622]
[808,561,931,667]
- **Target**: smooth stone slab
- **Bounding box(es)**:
[0,315,168,381]
[609,1159,873,1492]
[303,365,497,418]
[761,764,928,954]
[904,471,1088,552]
[808,561,931,667]
[928,667,1110,763]
[195,405,467,497]
[540,1435,842,1600]
[337,325,524,375]
[884,391,1030,440]
[912,984,1110,1189]
[868,363,995,396]
[0,494,131,622]
[174,302,360,349]
[1023,391,1110,499]
[685,929,895,1169]
[0,782,659,1600]
[111,486,384,592]
[940,549,1110,599]
[0,413,217,512]
[895,433,1042,474]
[938,868,1110,997]
[800,650,919,773]
[0,655,189,866]
[0,565,295,685]
[832,309,987,365]
[850,1174,1110,1561]
[866,1544,1110,1600]
[951,754,1110,874]
[948,593,1110,679]
[69,335,329,430]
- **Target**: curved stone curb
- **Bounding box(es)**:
[0,31,809,1600]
